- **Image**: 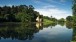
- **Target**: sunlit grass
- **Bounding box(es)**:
[43,19,54,25]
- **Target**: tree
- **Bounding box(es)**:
[6,14,15,22]
[66,16,73,22]
[72,0,76,23]
[16,7,31,22]
[16,12,32,22]
[0,5,41,22]
[58,18,65,22]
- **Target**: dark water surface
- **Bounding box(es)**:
[0,23,75,42]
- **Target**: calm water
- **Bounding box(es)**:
[0,23,75,42]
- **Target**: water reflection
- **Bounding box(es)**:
[66,22,73,29]
[33,23,73,42]
[43,23,57,28]
[65,22,76,42]
[71,24,76,42]
[36,22,43,30]
[58,22,65,26]
[0,23,43,40]
[0,22,75,42]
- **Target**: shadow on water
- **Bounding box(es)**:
[0,22,43,40]
[0,22,58,41]
[65,22,76,42]
[70,23,76,42]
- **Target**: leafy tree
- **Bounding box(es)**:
[0,5,41,22]
[66,16,73,22]
[72,0,76,23]
[73,16,76,23]
[58,18,65,22]
[6,14,15,22]
[16,12,31,22]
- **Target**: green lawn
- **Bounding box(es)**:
[43,19,54,25]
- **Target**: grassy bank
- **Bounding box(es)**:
[43,19,55,26]
[71,41,76,42]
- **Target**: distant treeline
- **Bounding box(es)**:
[43,16,57,22]
[0,5,41,22]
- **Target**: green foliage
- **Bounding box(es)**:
[43,19,54,26]
[58,18,65,22]
[66,16,73,22]
[43,16,57,22]
[0,5,40,22]
[16,12,32,23]
[6,14,15,22]
[72,0,76,23]
[73,16,76,22]
[43,16,57,26]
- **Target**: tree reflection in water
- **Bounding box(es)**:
[71,25,76,41]
[0,22,58,40]
[65,22,76,42]
[0,22,76,42]
[66,22,73,29]
[58,22,65,26]
[43,23,57,28]
[0,23,43,40]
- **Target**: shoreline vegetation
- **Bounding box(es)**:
[43,16,57,26]
[43,18,56,26]
[0,4,64,26]
[0,5,43,23]
[0,4,71,27]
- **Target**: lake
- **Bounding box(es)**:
[0,22,75,42]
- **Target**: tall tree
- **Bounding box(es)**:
[72,0,76,23]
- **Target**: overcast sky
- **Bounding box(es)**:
[0,0,72,19]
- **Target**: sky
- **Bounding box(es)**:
[0,0,72,19]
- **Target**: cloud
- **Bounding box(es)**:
[33,0,65,5]
[35,6,72,19]
[0,4,13,7]
[50,0,65,5]
[60,0,66,2]
[33,0,41,3]
[43,5,56,9]
[7,4,12,7]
